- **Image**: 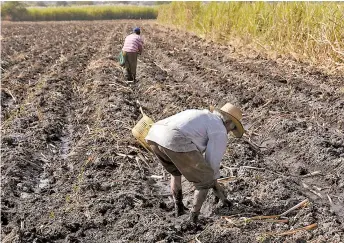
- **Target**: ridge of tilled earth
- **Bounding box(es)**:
[1,21,343,243]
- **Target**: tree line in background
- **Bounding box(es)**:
[28,1,164,7]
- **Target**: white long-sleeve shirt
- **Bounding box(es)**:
[145,109,228,179]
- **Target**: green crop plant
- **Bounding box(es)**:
[49,211,55,219]
[256,234,270,243]
[21,5,158,21]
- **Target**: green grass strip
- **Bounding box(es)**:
[22,5,157,21]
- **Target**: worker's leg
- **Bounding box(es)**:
[171,175,187,216]
[124,53,132,81]
[157,147,216,222]
[147,141,186,216]
[147,142,230,221]
[126,52,137,81]
[190,188,208,223]
[191,182,232,223]
[131,54,138,81]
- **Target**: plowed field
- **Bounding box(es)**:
[1,20,344,243]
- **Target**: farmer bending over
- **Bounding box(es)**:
[122,27,143,81]
[145,103,244,223]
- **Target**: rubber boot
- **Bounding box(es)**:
[174,189,186,217]
[125,68,133,81]
[171,175,187,217]
[190,211,200,224]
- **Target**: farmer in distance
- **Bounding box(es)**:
[145,103,244,223]
[122,27,143,81]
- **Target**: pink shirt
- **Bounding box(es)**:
[122,33,143,53]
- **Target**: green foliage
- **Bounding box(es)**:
[20,5,157,21]
[158,2,344,65]
[1,1,28,21]
[49,211,55,219]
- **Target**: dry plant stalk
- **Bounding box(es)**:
[249,215,280,220]
[217,176,237,183]
[221,214,289,225]
[273,223,318,236]
[242,165,265,171]
[302,171,322,178]
[302,183,323,198]
[327,194,334,206]
[137,154,151,169]
[262,219,289,223]
[279,199,309,217]
[222,199,309,226]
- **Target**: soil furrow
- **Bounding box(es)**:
[1,20,343,243]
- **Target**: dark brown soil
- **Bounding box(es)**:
[1,20,343,243]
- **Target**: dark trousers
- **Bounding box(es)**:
[124,52,138,81]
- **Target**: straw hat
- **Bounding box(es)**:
[210,103,245,138]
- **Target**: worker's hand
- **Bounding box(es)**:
[213,182,232,208]
[213,182,227,199]
[214,195,232,207]
[221,198,233,208]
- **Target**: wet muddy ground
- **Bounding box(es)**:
[1,20,343,242]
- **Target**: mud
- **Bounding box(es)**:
[1,20,343,242]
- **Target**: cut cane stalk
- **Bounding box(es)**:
[217,176,237,183]
[243,215,289,223]
[327,194,334,205]
[303,183,323,198]
[302,171,322,178]
[279,199,309,217]
[137,154,151,168]
[249,215,280,220]
[263,219,289,223]
[242,165,265,171]
[221,215,288,224]
[272,223,318,236]
[222,199,309,226]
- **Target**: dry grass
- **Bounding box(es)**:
[158,2,344,70]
